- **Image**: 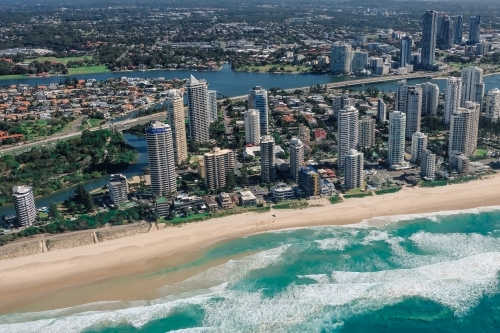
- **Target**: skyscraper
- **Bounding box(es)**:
[469,16,481,44]
[405,86,422,139]
[333,94,353,118]
[410,132,428,164]
[388,111,406,168]
[337,106,359,170]
[461,66,484,107]
[165,89,188,165]
[244,109,260,146]
[420,82,439,115]
[260,135,276,182]
[187,75,209,142]
[377,99,387,123]
[330,42,352,74]
[439,16,454,50]
[351,51,368,72]
[204,147,235,190]
[449,102,480,157]
[298,166,321,197]
[358,116,375,149]
[444,76,462,124]
[396,80,408,114]
[485,88,500,121]
[207,90,218,122]
[452,15,463,44]
[12,185,36,227]
[421,149,436,180]
[248,86,269,135]
[109,174,128,205]
[421,10,438,67]
[400,36,413,68]
[289,137,304,182]
[146,121,177,199]
[344,149,364,190]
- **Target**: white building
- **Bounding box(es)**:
[351,51,368,72]
[244,109,261,146]
[337,106,359,170]
[410,132,428,164]
[421,149,436,180]
[109,174,129,205]
[204,147,235,190]
[207,90,218,122]
[248,86,269,135]
[449,102,480,157]
[444,76,462,124]
[165,89,188,165]
[485,88,500,120]
[358,116,375,149]
[260,135,276,182]
[12,185,36,227]
[333,94,353,118]
[395,80,408,115]
[187,75,210,142]
[388,111,406,168]
[419,82,439,115]
[146,121,177,199]
[344,149,364,190]
[400,36,413,68]
[271,183,296,201]
[461,66,485,107]
[377,99,386,123]
[289,137,304,182]
[405,85,422,139]
[330,42,352,74]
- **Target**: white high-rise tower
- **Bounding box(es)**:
[248,86,269,135]
[12,185,36,227]
[244,109,261,146]
[337,106,359,170]
[344,149,364,190]
[388,111,406,168]
[146,121,177,198]
[486,88,500,120]
[289,137,304,182]
[461,66,484,107]
[260,135,276,182]
[449,102,480,157]
[207,90,218,122]
[420,82,439,115]
[187,75,209,142]
[410,132,428,164]
[444,76,462,124]
[165,89,188,165]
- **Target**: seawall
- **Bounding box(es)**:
[0,223,153,261]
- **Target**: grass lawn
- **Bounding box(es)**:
[474,148,488,157]
[27,56,94,65]
[273,201,308,210]
[420,180,448,187]
[0,74,29,80]
[68,65,108,75]
[374,187,402,195]
[329,196,343,204]
[87,118,105,128]
[159,213,210,225]
[344,192,373,199]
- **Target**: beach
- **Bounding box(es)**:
[1,175,500,315]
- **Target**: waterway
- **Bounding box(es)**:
[0,133,148,217]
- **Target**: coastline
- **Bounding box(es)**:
[1,175,500,314]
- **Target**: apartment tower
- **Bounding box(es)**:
[165,89,188,165]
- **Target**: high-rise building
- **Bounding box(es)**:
[298,166,321,197]
[485,88,500,120]
[358,116,375,149]
[146,121,177,199]
[330,42,352,74]
[165,89,188,165]
[260,135,276,182]
[244,109,260,146]
[421,10,438,67]
[449,102,480,157]
[410,132,428,164]
[452,15,464,44]
[351,51,368,72]
[444,76,462,124]
[298,124,310,142]
[396,80,408,114]
[207,90,218,122]
[388,111,406,167]
[204,147,235,190]
[400,36,413,68]
[377,99,387,123]
[12,185,36,227]
[419,82,439,115]
[187,75,209,142]
[289,137,304,182]
[333,94,353,118]
[344,149,364,190]
[109,174,128,205]
[438,16,454,49]
[405,86,422,139]
[469,16,481,44]
[421,149,436,180]
[248,86,269,135]
[337,106,359,170]
[461,66,484,107]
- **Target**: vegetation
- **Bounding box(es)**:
[0,117,75,141]
[0,129,137,206]
[374,187,402,195]
[329,196,343,204]
[344,192,373,199]
[273,201,308,210]
[420,180,448,188]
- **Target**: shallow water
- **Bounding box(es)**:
[3,207,500,332]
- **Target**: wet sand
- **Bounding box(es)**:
[1,175,500,314]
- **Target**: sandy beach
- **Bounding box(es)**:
[1,175,500,314]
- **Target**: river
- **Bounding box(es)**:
[0,133,148,217]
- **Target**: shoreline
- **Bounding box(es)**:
[1,175,500,314]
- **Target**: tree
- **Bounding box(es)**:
[48,202,62,221]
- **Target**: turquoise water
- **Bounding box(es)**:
[3,207,500,332]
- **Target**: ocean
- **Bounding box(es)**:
[2,207,500,332]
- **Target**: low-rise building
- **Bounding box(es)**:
[204,196,219,212]
[155,197,170,216]
[109,174,128,205]
[217,192,233,209]
[271,183,296,201]
[239,191,257,206]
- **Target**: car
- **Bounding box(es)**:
[272,214,276,217]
